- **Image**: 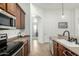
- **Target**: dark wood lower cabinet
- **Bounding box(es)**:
[53,40,58,56]
[53,40,78,56]
[24,43,28,56]
[58,44,65,56]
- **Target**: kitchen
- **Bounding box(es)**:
[0,3,79,56]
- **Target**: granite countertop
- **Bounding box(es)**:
[50,36,79,55]
[13,37,29,44]
[8,36,29,44]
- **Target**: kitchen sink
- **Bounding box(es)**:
[56,39,79,47]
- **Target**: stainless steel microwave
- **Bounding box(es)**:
[0,9,16,29]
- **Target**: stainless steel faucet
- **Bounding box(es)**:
[63,30,70,41]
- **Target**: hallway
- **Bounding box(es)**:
[29,39,51,56]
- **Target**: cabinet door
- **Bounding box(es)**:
[0,3,6,10]
[58,44,65,56]
[27,40,30,55]
[16,4,25,29]
[24,42,28,56]
[7,3,16,16]
[53,40,58,56]
[20,10,25,29]
[16,4,21,29]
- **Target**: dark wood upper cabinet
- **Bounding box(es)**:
[0,3,6,10]
[6,3,16,16]
[16,4,25,29]
[16,4,21,29]
[20,10,25,29]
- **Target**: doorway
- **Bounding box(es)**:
[32,16,38,40]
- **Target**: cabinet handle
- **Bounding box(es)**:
[63,50,75,56]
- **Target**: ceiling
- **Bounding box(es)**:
[33,3,79,9]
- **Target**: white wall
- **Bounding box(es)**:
[0,3,30,39]
[43,8,75,42]
[74,8,79,36]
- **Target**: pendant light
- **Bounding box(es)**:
[61,3,65,19]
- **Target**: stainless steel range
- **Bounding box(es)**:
[0,33,23,56]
